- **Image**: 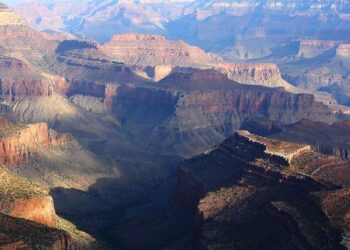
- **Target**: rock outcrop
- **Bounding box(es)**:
[298,39,340,58]
[100,33,222,66]
[0,56,52,99]
[0,4,56,66]
[0,213,73,250]
[0,166,57,227]
[263,119,350,161]
[174,130,349,249]
[0,117,72,166]
[214,63,295,89]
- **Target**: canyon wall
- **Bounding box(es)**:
[298,39,340,58]
[0,122,72,166]
[214,63,295,89]
[100,33,222,66]
[0,166,57,227]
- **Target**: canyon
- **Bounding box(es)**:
[0,1,349,249]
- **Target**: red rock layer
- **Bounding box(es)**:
[0,122,72,166]
[0,57,52,99]
[8,197,57,228]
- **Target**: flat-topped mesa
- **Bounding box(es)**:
[215,63,286,87]
[336,44,350,58]
[100,33,222,66]
[0,166,57,227]
[237,130,312,164]
[298,39,341,58]
[0,119,72,166]
[0,3,26,26]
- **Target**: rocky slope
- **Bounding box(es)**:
[0,166,57,227]
[0,213,73,250]
[174,130,350,249]
[115,130,350,249]
[0,165,74,249]
[100,33,221,67]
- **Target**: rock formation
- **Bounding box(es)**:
[298,39,341,58]
[0,166,57,227]
[214,63,295,89]
[0,117,72,166]
[253,119,350,161]
[100,33,222,66]
[0,213,73,250]
[0,56,52,100]
[110,69,335,156]
[174,130,349,249]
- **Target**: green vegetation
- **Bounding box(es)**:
[0,166,47,207]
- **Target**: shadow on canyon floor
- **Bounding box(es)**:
[50,174,183,249]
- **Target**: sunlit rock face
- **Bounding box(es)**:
[101,33,221,67]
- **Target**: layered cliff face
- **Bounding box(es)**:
[298,39,341,58]
[0,3,56,67]
[100,33,222,66]
[175,130,349,249]
[214,63,297,90]
[281,42,350,105]
[0,117,72,166]
[109,69,335,156]
[0,56,52,100]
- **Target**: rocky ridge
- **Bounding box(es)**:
[174,130,350,249]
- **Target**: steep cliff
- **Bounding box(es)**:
[0,56,52,100]
[0,118,72,166]
[0,166,57,227]
[298,39,341,58]
[214,63,296,90]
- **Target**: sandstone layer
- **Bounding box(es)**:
[0,117,72,166]
[100,33,222,66]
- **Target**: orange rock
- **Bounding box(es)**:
[9,197,57,228]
